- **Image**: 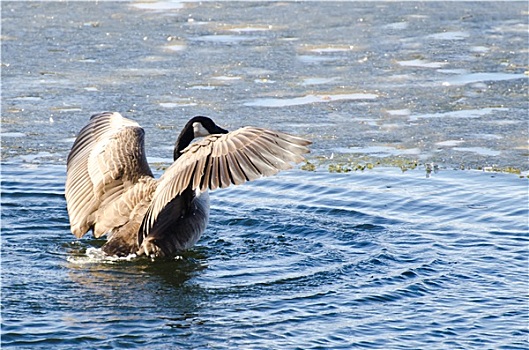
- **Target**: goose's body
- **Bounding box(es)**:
[65,112,311,258]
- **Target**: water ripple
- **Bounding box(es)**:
[2,162,528,349]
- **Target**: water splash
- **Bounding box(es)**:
[67,247,138,265]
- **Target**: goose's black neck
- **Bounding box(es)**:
[173,120,195,161]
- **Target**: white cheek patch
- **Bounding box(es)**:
[193,122,210,137]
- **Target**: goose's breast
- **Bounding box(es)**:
[180,190,210,249]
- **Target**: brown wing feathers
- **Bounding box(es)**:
[65,112,154,238]
[140,127,311,235]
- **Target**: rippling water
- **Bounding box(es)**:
[2,161,528,349]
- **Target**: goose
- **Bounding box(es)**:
[65,112,311,258]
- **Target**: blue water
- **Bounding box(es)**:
[2,160,527,349]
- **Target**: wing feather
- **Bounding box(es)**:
[225,152,246,185]
[141,126,311,234]
[200,155,213,193]
[217,155,228,188]
[231,148,262,183]
[210,155,220,190]
[65,112,154,238]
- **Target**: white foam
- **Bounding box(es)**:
[397,59,447,68]
[453,147,501,157]
[442,72,526,86]
[297,55,338,64]
[228,26,271,32]
[300,77,339,86]
[159,101,197,108]
[131,2,184,11]
[336,145,421,157]
[384,22,409,30]
[308,47,353,53]
[427,31,470,40]
[1,132,26,138]
[409,108,508,121]
[164,44,186,52]
[67,247,137,265]
[190,35,254,43]
[244,93,378,107]
[212,76,242,81]
[436,140,465,147]
[386,109,411,116]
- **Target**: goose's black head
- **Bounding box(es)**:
[189,116,229,138]
[174,116,229,161]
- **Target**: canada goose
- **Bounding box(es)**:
[65,112,311,258]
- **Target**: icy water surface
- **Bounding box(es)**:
[1,2,529,349]
[1,1,528,170]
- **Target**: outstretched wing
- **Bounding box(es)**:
[140,127,311,235]
[65,112,154,238]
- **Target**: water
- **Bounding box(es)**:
[2,162,528,349]
[1,1,527,171]
[1,2,528,349]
